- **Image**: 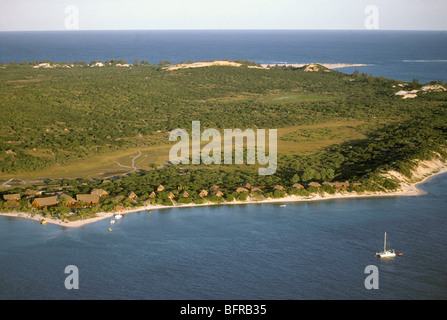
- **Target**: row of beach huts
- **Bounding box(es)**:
[2,180,360,210]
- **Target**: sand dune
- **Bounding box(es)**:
[166,60,264,71]
[165,60,366,71]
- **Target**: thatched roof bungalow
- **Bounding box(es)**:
[23,189,43,197]
[292,183,304,189]
[235,187,249,193]
[332,181,350,189]
[181,190,189,198]
[242,182,252,189]
[213,190,224,197]
[127,191,138,200]
[308,182,321,188]
[273,185,285,191]
[199,190,208,198]
[91,188,108,197]
[3,194,20,201]
[59,193,77,205]
[115,205,125,212]
[210,185,219,191]
[149,191,156,198]
[251,187,262,192]
[167,192,175,199]
[157,185,165,192]
[33,196,59,208]
[76,194,100,204]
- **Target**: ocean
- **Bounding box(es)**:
[1,173,447,300]
[0,30,446,302]
[0,30,447,83]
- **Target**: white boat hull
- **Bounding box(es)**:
[376,250,396,258]
[376,232,396,257]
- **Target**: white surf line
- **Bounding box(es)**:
[260,63,369,69]
[403,60,447,63]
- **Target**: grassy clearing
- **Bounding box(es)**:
[277,120,369,154]
[0,145,171,181]
[0,119,373,182]
[257,92,335,104]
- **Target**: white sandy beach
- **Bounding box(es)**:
[166,60,265,71]
[164,60,367,71]
[260,63,368,69]
[2,158,446,229]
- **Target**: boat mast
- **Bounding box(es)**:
[384,232,387,251]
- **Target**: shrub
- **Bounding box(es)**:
[273,190,286,198]
[210,195,224,203]
[177,197,192,204]
[320,185,336,194]
[382,179,399,190]
[193,198,206,204]
[237,193,248,201]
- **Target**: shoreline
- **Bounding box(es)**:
[2,160,446,229]
[260,63,368,69]
[164,60,368,71]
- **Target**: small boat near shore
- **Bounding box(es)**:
[114,214,122,220]
[376,232,396,258]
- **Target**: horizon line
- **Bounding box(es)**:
[1,28,446,33]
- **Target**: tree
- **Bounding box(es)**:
[323,168,335,181]
[290,173,300,183]
[301,171,314,182]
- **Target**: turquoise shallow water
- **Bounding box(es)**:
[1,173,446,300]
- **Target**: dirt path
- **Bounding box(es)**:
[114,150,142,176]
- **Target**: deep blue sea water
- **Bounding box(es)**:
[1,173,447,300]
[0,30,447,301]
[1,30,447,83]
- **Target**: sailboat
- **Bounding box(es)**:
[376,232,396,258]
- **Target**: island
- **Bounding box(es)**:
[0,60,446,227]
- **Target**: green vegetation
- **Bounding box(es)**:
[0,60,446,220]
